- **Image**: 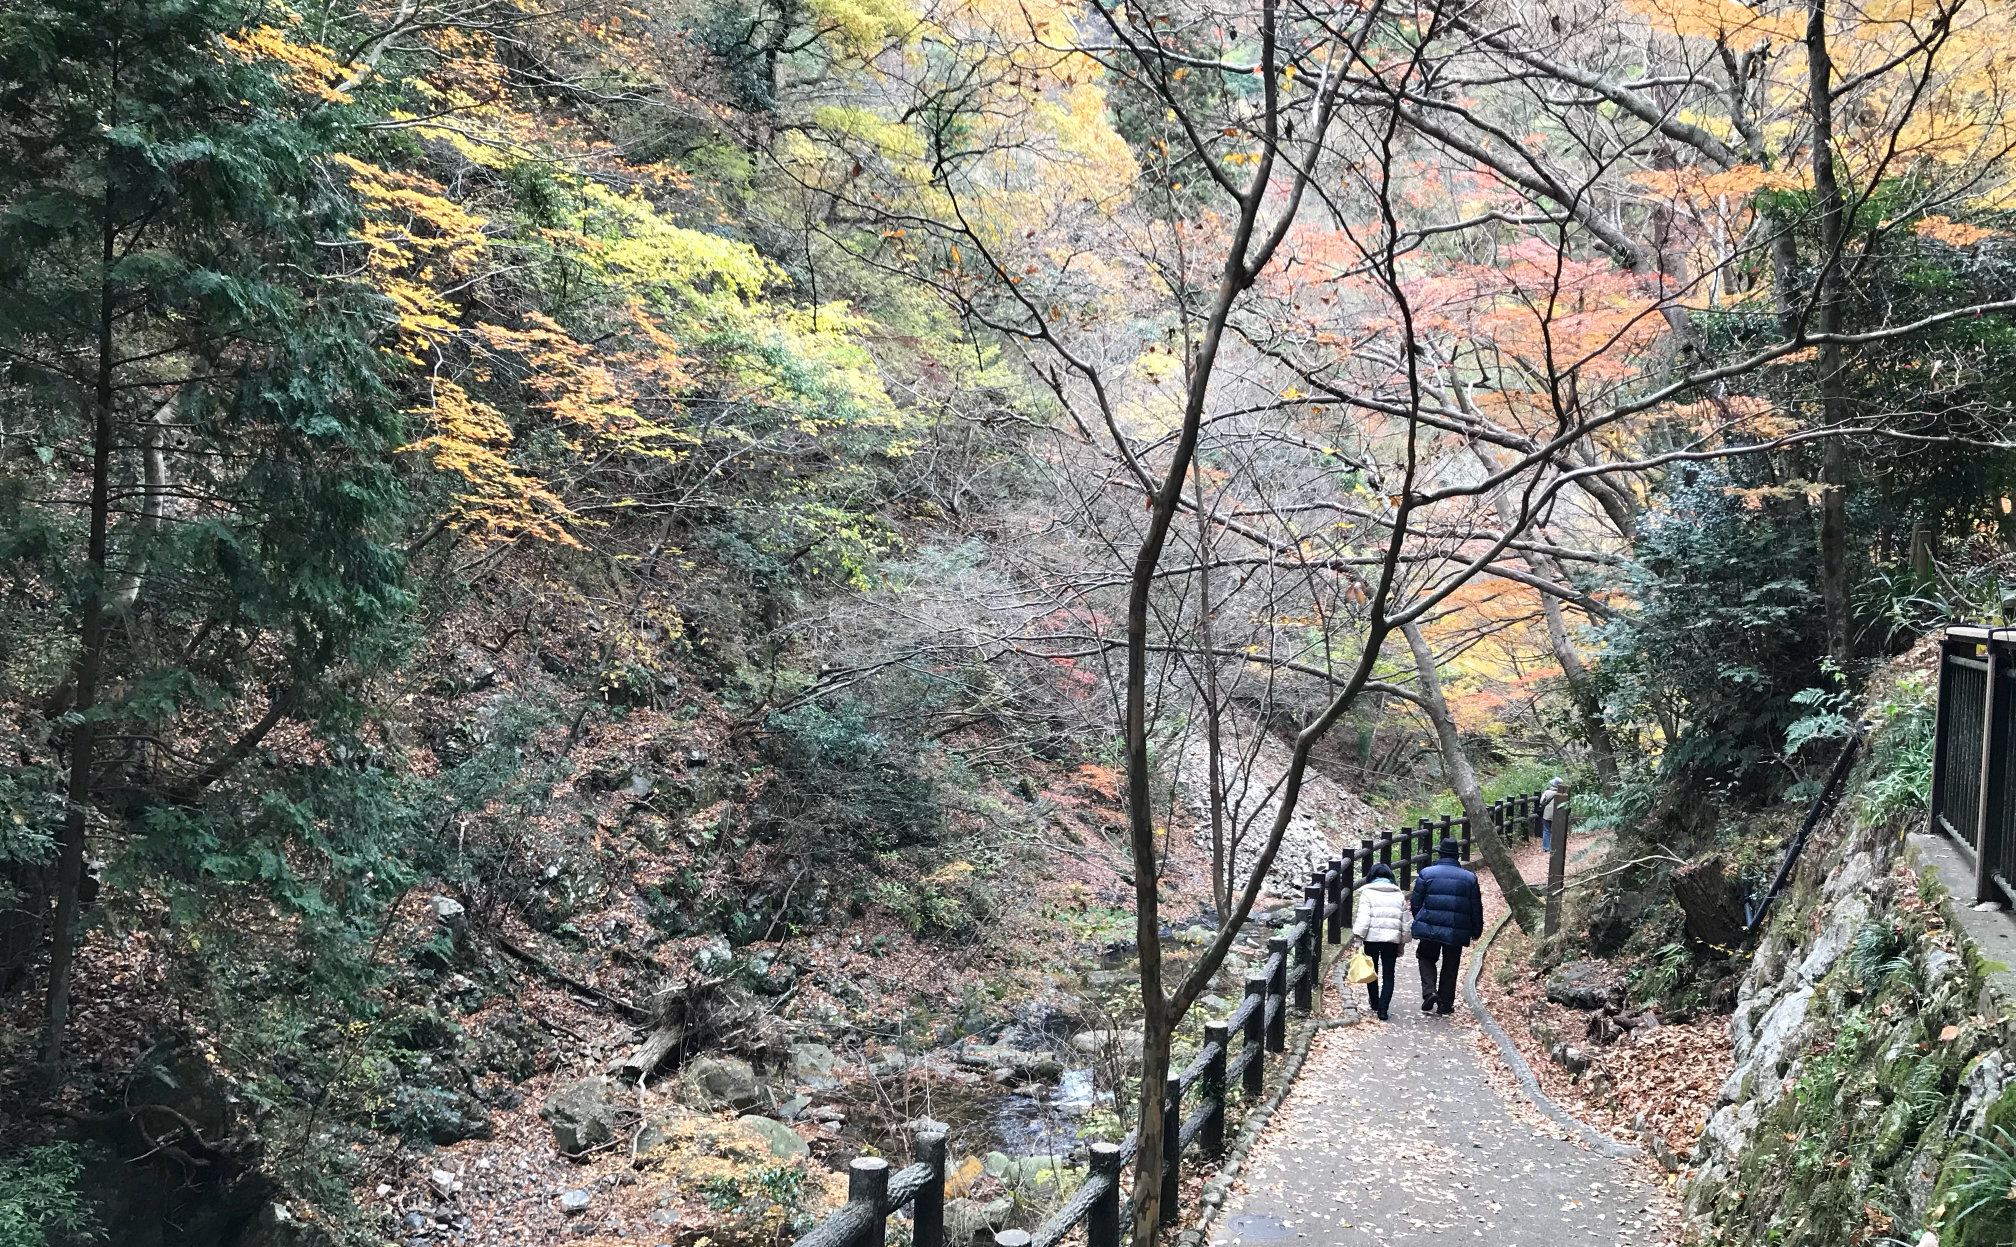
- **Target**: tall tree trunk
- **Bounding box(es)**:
[1191,461,1231,918]
[1808,0,1854,669]
[1538,591,1619,793]
[1470,445,1619,792]
[1402,622,1541,931]
[44,202,117,1067]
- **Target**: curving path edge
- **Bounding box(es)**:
[1462,911,1641,1161]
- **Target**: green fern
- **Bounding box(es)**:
[1952,1125,2016,1236]
[1847,923,1912,990]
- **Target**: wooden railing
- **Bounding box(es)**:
[794,811,1507,1247]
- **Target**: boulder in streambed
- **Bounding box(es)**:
[736,1115,810,1160]
[678,1055,763,1111]
[543,1075,624,1156]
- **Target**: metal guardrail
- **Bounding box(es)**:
[1933,625,2016,907]
[794,809,1505,1247]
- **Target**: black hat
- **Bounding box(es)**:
[1438,839,1462,858]
[1368,862,1394,882]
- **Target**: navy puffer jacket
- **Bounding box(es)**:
[1409,854,1485,946]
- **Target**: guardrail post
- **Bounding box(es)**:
[1241,973,1266,1096]
[913,1132,945,1247]
[1202,1022,1228,1155]
[1358,837,1374,879]
[1294,898,1318,1013]
[1460,813,1473,863]
[849,1157,890,1247]
[1979,639,2008,904]
[1161,1073,1182,1222]
[1517,793,1532,840]
[1337,860,1355,947]
[1326,858,1345,943]
[1417,817,1433,870]
[1394,825,1412,888]
[1545,800,1571,937]
[1087,1142,1122,1247]
[1266,935,1288,1051]
[1437,813,1452,855]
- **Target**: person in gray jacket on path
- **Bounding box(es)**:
[1540,777,1565,852]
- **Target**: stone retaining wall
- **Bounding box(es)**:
[1685,810,2016,1247]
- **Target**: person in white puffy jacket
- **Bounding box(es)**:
[1351,863,1409,1021]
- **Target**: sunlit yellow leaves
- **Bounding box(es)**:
[1914,215,2001,247]
[1629,164,1800,210]
[806,0,915,56]
[1620,0,1801,44]
[812,106,929,162]
[403,381,583,547]
[219,24,352,101]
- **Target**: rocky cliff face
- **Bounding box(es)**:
[1685,810,2016,1247]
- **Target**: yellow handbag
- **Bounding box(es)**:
[1346,950,1377,985]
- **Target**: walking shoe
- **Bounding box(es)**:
[1435,1006,1454,1016]
[1420,998,1434,1012]
[1377,1010,1389,1021]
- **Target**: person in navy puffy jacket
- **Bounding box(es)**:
[1408,838,1484,1015]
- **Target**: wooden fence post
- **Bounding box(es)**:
[1460,813,1473,863]
[1087,1142,1122,1247]
[1161,1073,1182,1222]
[1359,838,1374,879]
[1202,1021,1228,1155]
[1337,860,1355,947]
[1545,801,1571,937]
[1437,813,1452,854]
[1326,858,1345,943]
[1294,898,1318,1013]
[849,1157,890,1247]
[1394,825,1412,888]
[913,1133,945,1247]
[1514,793,1529,840]
[1242,973,1267,1096]
[1266,935,1288,1051]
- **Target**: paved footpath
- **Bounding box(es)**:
[1213,999,1674,1247]
[1213,837,1680,1247]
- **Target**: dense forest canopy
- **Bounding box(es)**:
[2,0,2015,1241]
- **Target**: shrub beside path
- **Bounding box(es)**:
[1207,837,1685,1246]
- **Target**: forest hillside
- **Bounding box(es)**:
[2,0,2015,1243]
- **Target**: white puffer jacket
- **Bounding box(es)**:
[1352,878,1410,945]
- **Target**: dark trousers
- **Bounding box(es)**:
[1416,939,1463,1013]
[1362,941,1400,1015]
